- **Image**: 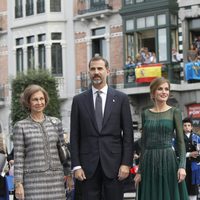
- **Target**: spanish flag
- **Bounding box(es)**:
[135,64,162,83]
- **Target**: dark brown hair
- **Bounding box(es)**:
[150,77,170,100]
[88,56,109,69]
[20,84,49,109]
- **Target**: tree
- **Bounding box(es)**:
[11,70,61,125]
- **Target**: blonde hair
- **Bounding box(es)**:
[20,84,49,110]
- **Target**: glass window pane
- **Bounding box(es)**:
[125,0,133,5]
[92,28,106,36]
[37,0,45,13]
[27,36,34,43]
[38,44,46,69]
[171,14,177,25]
[126,19,134,31]
[157,14,166,26]
[26,0,34,16]
[50,0,61,12]
[16,38,24,46]
[15,0,23,18]
[137,18,145,29]
[38,34,46,42]
[158,28,167,61]
[51,43,63,75]
[51,33,62,40]
[126,34,135,59]
[136,0,144,3]
[16,48,23,72]
[27,46,35,69]
[146,16,155,27]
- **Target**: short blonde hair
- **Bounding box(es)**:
[20,84,49,110]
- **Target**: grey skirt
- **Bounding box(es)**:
[23,170,66,200]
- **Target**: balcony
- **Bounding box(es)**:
[76,1,113,21]
[79,63,186,95]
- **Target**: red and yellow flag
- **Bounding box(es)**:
[135,64,162,83]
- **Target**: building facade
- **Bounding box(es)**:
[0,0,76,149]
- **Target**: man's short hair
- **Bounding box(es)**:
[182,117,193,125]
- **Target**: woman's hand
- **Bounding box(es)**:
[177,168,186,183]
[65,175,74,191]
[134,173,141,187]
[15,183,24,200]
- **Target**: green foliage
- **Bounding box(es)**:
[11,69,61,125]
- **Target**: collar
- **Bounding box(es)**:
[92,85,108,95]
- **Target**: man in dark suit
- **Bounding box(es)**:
[70,56,133,200]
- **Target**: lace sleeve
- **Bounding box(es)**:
[174,108,186,169]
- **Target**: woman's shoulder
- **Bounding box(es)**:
[47,116,61,125]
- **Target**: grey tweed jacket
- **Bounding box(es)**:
[13,115,71,184]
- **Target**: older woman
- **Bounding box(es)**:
[14,84,72,200]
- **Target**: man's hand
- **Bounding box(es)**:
[118,165,130,181]
[74,168,86,181]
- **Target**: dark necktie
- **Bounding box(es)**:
[95,91,103,132]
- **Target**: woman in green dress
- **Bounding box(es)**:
[134,77,189,200]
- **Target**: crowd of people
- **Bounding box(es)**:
[0,56,200,200]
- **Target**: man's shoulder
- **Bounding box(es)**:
[108,87,127,97]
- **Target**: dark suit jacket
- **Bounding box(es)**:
[70,87,133,179]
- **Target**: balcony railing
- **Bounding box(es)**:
[78,3,112,15]
[79,63,182,92]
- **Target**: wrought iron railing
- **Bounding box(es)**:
[78,3,112,15]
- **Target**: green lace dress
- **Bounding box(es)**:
[138,107,188,200]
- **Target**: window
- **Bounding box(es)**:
[158,28,167,61]
[16,38,24,46]
[50,0,61,12]
[126,19,134,31]
[15,0,23,18]
[125,0,133,5]
[26,0,34,16]
[38,44,46,69]
[27,35,34,43]
[27,46,35,69]
[16,48,23,72]
[38,34,46,42]
[51,33,62,40]
[91,0,105,6]
[92,28,105,36]
[37,0,45,14]
[126,34,135,59]
[157,14,166,26]
[137,16,155,29]
[51,43,62,75]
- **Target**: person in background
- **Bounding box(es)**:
[13,84,72,200]
[70,56,133,200]
[194,36,200,55]
[134,77,188,200]
[172,48,181,62]
[182,117,200,200]
[187,44,198,62]
[0,133,7,200]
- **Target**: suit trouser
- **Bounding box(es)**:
[76,162,124,200]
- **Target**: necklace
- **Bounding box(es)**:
[30,114,45,122]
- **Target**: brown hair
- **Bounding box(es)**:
[88,56,109,69]
[150,77,170,100]
[20,84,49,109]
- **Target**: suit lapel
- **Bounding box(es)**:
[102,87,115,128]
